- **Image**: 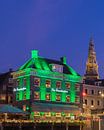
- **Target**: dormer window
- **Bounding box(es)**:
[50,64,63,73]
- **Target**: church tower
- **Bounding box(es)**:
[84,37,99,80]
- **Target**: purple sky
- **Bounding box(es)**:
[0,0,104,78]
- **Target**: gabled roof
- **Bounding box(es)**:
[19,56,80,77]
[0,70,12,85]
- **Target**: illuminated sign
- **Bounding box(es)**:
[13,87,26,92]
[51,88,68,93]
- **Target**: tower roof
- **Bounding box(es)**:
[84,37,99,80]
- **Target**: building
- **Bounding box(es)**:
[0,69,13,104]
[83,37,104,116]
[83,79,104,115]
[12,50,82,122]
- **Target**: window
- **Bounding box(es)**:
[16,80,19,87]
[51,64,63,73]
[91,100,94,105]
[56,81,61,88]
[46,80,51,88]
[34,92,40,100]
[65,82,70,89]
[76,84,80,91]
[97,100,100,106]
[34,78,40,87]
[66,96,70,102]
[91,90,94,95]
[23,78,26,86]
[23,105,26,111]
[85,99,87,105]
[46,94,50,101]
[8,78,13,83]
[3,85,6,91]
[76,96,80,103]
[16,93,19,100]
[56,95,61,101]
[0,95,6,101]
[85,89,88,94]
[23,91,26,100]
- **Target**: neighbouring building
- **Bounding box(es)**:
[83,79,104,115]
[0,69,13,104]
[12,50,82,122]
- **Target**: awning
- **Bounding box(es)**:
[32,102,80,114]
[0,104,28,114]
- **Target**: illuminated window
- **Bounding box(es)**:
[0,95,6,101]
[56,113,61,117]
[66,96,70,102]
[56,95,61,101]
[34,112,40,117]
[46,80,51,88]
[34,92,40,100]
[34,78,40,87]
[65,82,70,89]
[23,105,26,111]
[76,96,80,103]
[56,81,61,88]
[8,96,12,103]
[76,84,80,91]
[46,94,50,101]
[45,112,51,117]
[23,78,26,86]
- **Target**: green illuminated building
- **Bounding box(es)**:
[13,50,82,122]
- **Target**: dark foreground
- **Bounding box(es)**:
[0,123,81,130]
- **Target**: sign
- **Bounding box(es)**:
[51,88,68,93]
[13,87,26,92]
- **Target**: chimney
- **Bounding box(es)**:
[60,57,67,64]
[31,50,38,58]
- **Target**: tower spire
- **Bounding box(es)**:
[84,37,99,80]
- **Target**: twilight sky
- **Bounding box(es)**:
[0,0,104,78]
